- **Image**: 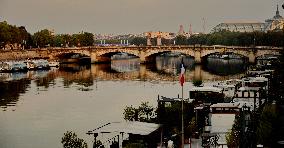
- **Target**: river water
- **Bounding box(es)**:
[0,56,247,148]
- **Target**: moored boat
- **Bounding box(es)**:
[33,59,50,70]
[11,61,28,72]
[0,61,12,72]
[48,61,60,67]
[24,60,36,70]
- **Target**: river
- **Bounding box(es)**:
[0,56,247,148]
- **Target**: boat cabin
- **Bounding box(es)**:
[189,86,224,104]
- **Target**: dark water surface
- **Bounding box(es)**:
[0,57,247,148]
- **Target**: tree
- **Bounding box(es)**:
[226,115,241,148]
[192,79,203,87]
[175,35,188,45]
[0,21,31,48]
[61,131,88,148]
[81,32,94,46]
[32,29,53,47]
[123,101,155,122]
[130,37,146,46]
[123,105,139,121]
[256,103,278,146]
[139,101,155,121]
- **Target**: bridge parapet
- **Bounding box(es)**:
[0,46,281,63]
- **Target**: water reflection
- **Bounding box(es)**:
[0,57,247,110]
[155,56,195,75]
[204,58,248,76]
[111,59,140,72]
[0,79,31,111]
[0,56,249,148]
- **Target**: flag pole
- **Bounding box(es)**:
[181,84,184,148]
[180,60,185,148]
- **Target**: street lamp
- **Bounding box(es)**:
[86,131,98,148]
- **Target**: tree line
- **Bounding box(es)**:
[1,21,284,49]
[180,30,284,47]
[0,21,94,49]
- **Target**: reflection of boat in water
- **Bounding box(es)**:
[111,59,140,72]
[220,55,229,60]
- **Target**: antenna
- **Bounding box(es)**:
[189,24,192,35]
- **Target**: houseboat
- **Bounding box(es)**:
[48,61,60,67]
[189,86,225,104]
[0,61,12,72]
[233,77,269,111]
[33,59,50,70]
[11,61,28,72]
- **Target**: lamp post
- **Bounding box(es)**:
[86,131,98,148]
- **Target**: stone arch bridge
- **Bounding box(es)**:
[0,46,282,64]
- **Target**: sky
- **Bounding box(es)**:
[0,0,283,34]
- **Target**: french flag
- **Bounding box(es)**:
[179,61,185,86]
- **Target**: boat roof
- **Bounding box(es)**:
[189,86,223,93]
[90,121,161,136]
[239,77,268,82]
[211,103,241,108]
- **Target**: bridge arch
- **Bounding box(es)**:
[142,49,195,63]
[94,49,140,63]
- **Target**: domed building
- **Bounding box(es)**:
[211,5,284,32]
[264,5,284,31]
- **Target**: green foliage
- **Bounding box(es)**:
[256,103,278,146]
[124,142,145,148]
[175,35,188,45]
[226,115,241,148]
[33,29,53,47]
[130,37,146,46]
[185,117,197,137]
[0,21,31,47]
[188,30,284,47]
[192,79,203,87]
[123,101,155,122]
[123,105,139,121]
[61,131,88,148]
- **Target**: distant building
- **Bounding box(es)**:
[211,5,284,32]
[264,5,284,31]
[211,21,265,33]
[143,31,175,40]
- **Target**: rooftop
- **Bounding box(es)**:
[211,103,241,108]
[90,121,161,136]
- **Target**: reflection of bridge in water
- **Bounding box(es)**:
[49,64,245,82]
[0,64,246,83]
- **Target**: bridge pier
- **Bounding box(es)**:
[248,52,256,63]
[194,50,202,64]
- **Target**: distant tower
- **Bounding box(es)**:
[147,32,152,46]
[276,4,280,17]
[178,25,185,35]
[189,24,192,35]
[157,32,162,46]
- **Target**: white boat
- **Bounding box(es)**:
[25,60,36,70]
[220,54,229,59]
[33,59,50,70]
[0,62,12,72]
[49,61,60,67]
